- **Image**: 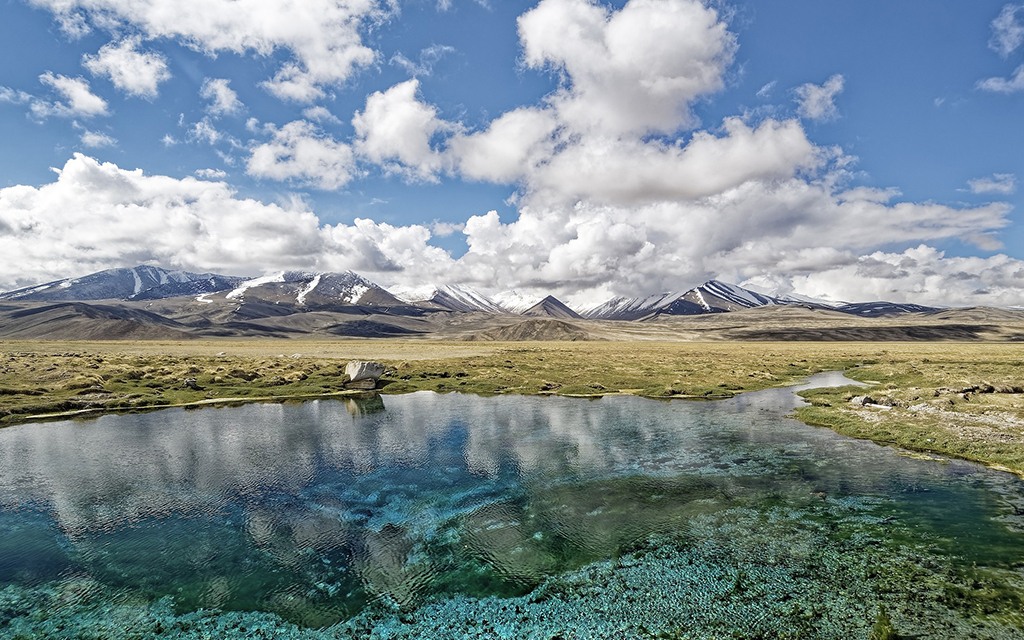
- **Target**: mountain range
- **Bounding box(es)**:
[0,265,940,319]
[1,265,1020,341]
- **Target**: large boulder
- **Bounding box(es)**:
[346,360,385,383]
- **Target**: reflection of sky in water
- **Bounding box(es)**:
[0,372,1022,626]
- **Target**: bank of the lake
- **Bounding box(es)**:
[1,340,1023,476]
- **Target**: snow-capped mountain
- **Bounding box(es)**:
[223,271,405,307]
[582,280,779,320]
[388,284,506,313]
[0,266,943,321]
[492,290,543,314]
[0,266,239,302]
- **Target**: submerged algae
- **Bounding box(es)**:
[2,499,1023,639]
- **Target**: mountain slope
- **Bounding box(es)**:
[221,271,408,308]
[0,266,236,302]
[0,302,195,340]
[584,280,778,320]
[389,284,505,313]
[522,296,582,319]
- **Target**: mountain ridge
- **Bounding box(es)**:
[0,266,950,320]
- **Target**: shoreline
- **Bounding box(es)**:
[2,339,1022,478]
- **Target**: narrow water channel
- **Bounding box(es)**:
[0,372,1022,638]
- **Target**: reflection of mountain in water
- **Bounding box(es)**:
[0,379,1022,620]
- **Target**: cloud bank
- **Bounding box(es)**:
[3,0,1020,308]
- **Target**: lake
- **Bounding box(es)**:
[0,371,1022,639]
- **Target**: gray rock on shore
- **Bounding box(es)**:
[346,360,385,383]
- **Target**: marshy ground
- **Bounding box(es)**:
[1,339,1023,477]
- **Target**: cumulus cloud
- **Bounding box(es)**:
[794,74,844,121]
[352,79,450,182]
[969,173,1017,194]
[0,154,458,289]
[785,245,1024,307]
[977,64,1024,93]
[200,78,243,116]
[247,120,356,190]
[517,0,736,136]
[29,0,384,102]
[82,37,170,99]
[0,153,1016,306]
[36,72,109,118]
[990,4,1024,58]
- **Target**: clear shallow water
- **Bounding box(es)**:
[0,372,1023,638]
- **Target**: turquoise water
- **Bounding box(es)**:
[0,372,1023,638]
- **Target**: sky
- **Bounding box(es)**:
[1,0,1023,307]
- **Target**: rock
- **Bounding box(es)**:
[182,377,201,390]
[345,378,378,390]
[346,361,385,383]
[849,395,876,406]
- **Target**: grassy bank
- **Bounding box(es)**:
[2,340,1023,475]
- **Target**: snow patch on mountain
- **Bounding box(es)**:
[227,272,286,300]
[390,284,505,313]
[493,290,543,314]
[296,274,322,305]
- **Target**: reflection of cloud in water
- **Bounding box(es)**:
[0,394,663,557]
[1,379,1021,614]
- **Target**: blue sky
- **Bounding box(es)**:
[1,0,1023,306]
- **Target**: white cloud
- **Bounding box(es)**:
[302,106,341,124]
[195,168,228,179]
[756,80,776,98]
[977,64,1024,93]
[0,154,326,286]
[0,153,1015,306]
[0,87,34,105]
[36,72,109,118]
[82,37,170,99]
[352,79,449,181]
[188,117,224,145]
[390,44,456,77]
[517,0,737,136]
[794,74,844,121]
[787,245,1024,307]
[30,0,385,103]
[247,120,356,190]
[430,220,464,236]
[78,129,117,147]
[449,107,559,183]
[200,78,243,116]
[969,173,1017,194]
[990,4,1024,58]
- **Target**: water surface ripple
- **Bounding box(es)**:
[0,372,1022,638]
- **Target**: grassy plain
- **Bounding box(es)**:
[1,339,1023,476]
